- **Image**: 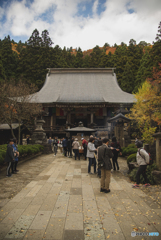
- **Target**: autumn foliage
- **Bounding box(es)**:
[0,80,42,143]
[128,63,161,144]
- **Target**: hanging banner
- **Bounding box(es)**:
[56,108,64,116]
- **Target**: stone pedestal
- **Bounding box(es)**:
[31,119,52,153]
[31,119,47,145]
[153,132,161,171]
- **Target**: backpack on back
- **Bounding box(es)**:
[138,148,153,165]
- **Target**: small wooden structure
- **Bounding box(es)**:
[108,113,131,147]
[65,122,96,157]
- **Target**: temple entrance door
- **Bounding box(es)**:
[87,114,91,125]
[75,118,87,127]
[71,114,89,127]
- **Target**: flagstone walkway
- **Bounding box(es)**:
[0,152,161,240]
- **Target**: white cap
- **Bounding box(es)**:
[81,138,84,140]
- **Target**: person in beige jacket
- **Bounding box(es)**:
[132,141,150,188]
[72,138,80,160]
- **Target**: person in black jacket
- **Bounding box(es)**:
[98,138,113,193]
[4,139,15,177]
[62,137,68,157]
[110,136,122,171]
[53,137,58,156]
[67,137,72,157]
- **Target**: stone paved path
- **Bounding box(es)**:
[0,152,161,240]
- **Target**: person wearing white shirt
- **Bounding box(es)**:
[132,141,150,188]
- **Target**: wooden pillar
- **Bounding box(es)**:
[153,132,161,171]
[53,113,56,127]
[67,112,71,124]
[91,113,94,123]
[50,115,53,128]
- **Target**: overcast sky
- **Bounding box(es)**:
[0,0,161,50]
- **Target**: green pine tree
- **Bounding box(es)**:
[90,45,103,67]
[150,21,161,69]
[121,61,135,93]
[112,45,128,87]
[134,50,153,92]
[27,29,42,47]
[41,30,53,47]
[73,47,83,68]
[1,35,18,81]
[0,50,6,82]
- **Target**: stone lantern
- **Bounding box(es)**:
[31,118,53,153]
[31,119,47,145]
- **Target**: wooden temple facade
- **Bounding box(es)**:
[31,68,135,137]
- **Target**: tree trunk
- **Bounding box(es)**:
[18,121,21,145]
[9,124,16,139]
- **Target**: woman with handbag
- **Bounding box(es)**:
[72,138,80,160]
[87,137,97,174]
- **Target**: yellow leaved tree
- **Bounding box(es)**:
[127,80,161,145]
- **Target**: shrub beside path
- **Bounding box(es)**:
[0,152,161,240]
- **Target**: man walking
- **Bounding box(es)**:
[132,141,150,188]
[98,138,113,193]
[53,137,58,156]
[4,139,15,177]
[62,137,68,157]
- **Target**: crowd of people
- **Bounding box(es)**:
[47,135,151,192]
[4,135,150,193]
[47,135,123,193]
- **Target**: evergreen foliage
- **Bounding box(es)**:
[1,35,18,80]
[0,23,160,93]
[0,144,44,165]
[134,50,152,92]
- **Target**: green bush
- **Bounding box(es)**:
[129,163,158,185]
[122,147,137,157]
[0,144,7,150]
[127,143,136,149]
[121,143,137,157]
[0,153,4,164]
[0,150,6,165]
[127,153,136,165]
[18,146,27,155]
[0,144,44,165]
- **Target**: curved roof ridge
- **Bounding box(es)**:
[29,69,135,104]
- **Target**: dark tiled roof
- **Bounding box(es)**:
[31,68,135,104]
[108,113,131,122]
[0,123,19,130]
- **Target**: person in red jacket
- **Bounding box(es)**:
[81,138,88,160]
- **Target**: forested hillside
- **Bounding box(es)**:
[0,22,161,93]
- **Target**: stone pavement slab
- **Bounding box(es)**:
[5,215,35,239]
[0,154,161,240]
[44,217,65,240]
[65,213,83,230]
